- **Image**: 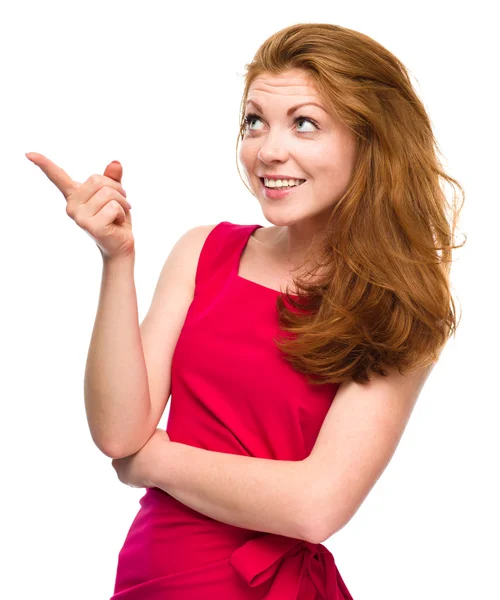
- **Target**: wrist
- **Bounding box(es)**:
[147,433,176,489]
[102,251,135,277]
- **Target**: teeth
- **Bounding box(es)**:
[263,178,305,188]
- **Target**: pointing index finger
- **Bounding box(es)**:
[26,152,78,199]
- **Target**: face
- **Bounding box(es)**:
[238,69,357,245]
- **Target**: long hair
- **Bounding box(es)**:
[235,23,466,385]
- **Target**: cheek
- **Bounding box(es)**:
[297,141,330,166]
[309,140,353,178]
[238,140,255,165]
[238,144,258,185]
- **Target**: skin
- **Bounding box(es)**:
[26,72,417,548]
[238,68,357,271]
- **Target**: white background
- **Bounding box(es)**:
[2,0,498,598]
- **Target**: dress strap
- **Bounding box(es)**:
[194,221,262,295]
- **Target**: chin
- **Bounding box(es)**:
[258,209,300,228]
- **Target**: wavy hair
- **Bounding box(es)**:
[235,23,466,385]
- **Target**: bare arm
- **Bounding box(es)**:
[85,225,217,459]
[84,251,151,458]
[133,363,434,545]
[26,152,207,460]
[148,439,317,542]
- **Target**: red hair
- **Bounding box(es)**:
[236,23,466,385]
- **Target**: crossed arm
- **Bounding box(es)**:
[131,362,434,546]
[150,441,321,543]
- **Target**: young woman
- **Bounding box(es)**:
[27,22,464,600]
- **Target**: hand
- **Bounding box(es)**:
[26,152,134,260]
[111,428,171,489]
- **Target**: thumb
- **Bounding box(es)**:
[104,160,123,185]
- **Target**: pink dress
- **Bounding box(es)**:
[110,221,353,599]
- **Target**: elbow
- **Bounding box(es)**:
[304,509,341,546]
[92,429,153,460]
[90,408,156,459]
[101,444,134,460]
[301,482,346,545]
[298,481,327,544]
[303,514,331,546]
[101,436,151,460]
[91,435,129,460]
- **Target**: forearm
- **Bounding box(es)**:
[151,441,313,541]
[84,251,151,459]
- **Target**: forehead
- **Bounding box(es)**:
[247,69,321,100]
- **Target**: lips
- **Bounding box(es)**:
[260,175,306,181]
[260,178,306,188]
[259,175,305,183]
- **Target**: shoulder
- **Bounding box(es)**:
[160,224,219,296]
[181,223,280,265]
[178,223,219,258]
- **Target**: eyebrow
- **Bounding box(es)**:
[246,99,327,115]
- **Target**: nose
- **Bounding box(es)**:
[257,133,289,164]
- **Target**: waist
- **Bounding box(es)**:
[116,489,352,599]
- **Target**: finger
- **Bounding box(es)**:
[26,152,78,199]
[104,160,123,186]
[76,175,128,205]
[82,186,130,218]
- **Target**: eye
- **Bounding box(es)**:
[295,116,319,132]
[244,113,264,131]
[243,113,319,133]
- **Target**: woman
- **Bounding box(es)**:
[27,22,464,600]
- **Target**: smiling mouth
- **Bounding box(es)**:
[259,178,306,188]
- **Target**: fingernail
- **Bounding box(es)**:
[127,202,132,209]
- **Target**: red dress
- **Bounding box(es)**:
[110,221,353,599]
